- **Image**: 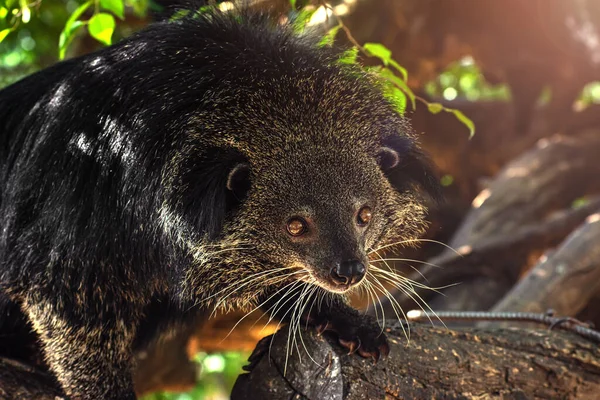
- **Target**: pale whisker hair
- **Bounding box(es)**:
[368,238,463,257]
[205,266,299,305]
[221,277,307,342]
[365,272,410,342]
[370,269,448,330]
[370,256,443,270]
[369,265,452,293]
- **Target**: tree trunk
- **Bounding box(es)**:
[232,322,600,400]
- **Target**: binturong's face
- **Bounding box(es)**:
[168,67,441,310]
[233,144,428,295]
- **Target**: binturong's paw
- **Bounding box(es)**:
[307,312,390,362]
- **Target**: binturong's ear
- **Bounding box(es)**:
[226,163,251,201]
[175,148,251,239]
[378,135,443,204]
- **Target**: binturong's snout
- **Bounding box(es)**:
[329,259,366,288]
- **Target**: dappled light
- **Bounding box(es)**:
[2,1,600,399]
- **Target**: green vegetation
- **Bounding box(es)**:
[424,57,511,102]
[0,0,148,86]
[1,0,477,137]
[141,352,249,400]
[10,0,577,398]
[579,81,600,108]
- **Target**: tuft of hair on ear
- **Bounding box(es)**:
[379,135,444,205]
[175,147,251,239]
[226,163,251,201]
[377,146,401,171]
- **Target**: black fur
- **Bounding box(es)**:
[382,134,443,203]
[0,8,440,399]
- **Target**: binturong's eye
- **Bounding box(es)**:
[287,218,307,237]
[356,206,372,227]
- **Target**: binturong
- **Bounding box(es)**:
[0,7,441,400]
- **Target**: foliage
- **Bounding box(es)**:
[140,352,249,400]
[56,0,146,59]
[1,0,476,137]
[1,0,66,86]
[579,81,600,108]
[0,0,149,86]
[318,18,475,138]
[424,57,511,103]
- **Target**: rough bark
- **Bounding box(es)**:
[446,132,600,250]
[489,212,600,319]
[231,322,600,400]
[377,132,600,316]
[4,320,600,399]
[388,196,600,313]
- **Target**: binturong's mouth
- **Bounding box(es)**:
[303,259,367,294]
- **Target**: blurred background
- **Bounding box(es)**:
[2,0,600,398]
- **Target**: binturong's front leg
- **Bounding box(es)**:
[23,294,138,400]
[260,286,389,362]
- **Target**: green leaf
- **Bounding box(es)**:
[364,42,409,81]
[339,47,358,64]
[64,1,93,33]
[571,197,589,209]
[427,102,443,114]
[100,0,125,20]
[128,0,148,16]
[289,0,297,8]
[59,0,93,59]
[385,86,407,115]
[388,59,408,82]
[424,102,476,138]
[88,13,116,46]
[291,8,315,33]
[0,29,10,43]
[59,20,86,59]
[451,109,475,138]
[319,24,341,47]
[440,174,454,187]
[379,68,416,109]
[364,42,392,64]
[59,20,85,49]
[18,0,30,23]
[169,9,191,21]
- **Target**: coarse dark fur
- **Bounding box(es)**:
[0,8,440,399]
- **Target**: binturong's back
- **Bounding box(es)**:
[0,8,440,399]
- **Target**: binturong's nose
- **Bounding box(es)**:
[330,259,366,286]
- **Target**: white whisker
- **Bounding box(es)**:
[367,272,410,342]
[370,257,443,271]
[221,278,305,342]
[369,238,462,257]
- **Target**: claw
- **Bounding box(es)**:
[339,337,361,355]
[355,346,383,363]
[357,347,371,359]
[316,321,331,335]
[307,313,390,362]
[372,349,380,363]
[354,337,362,354]
[380,342,390,358]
